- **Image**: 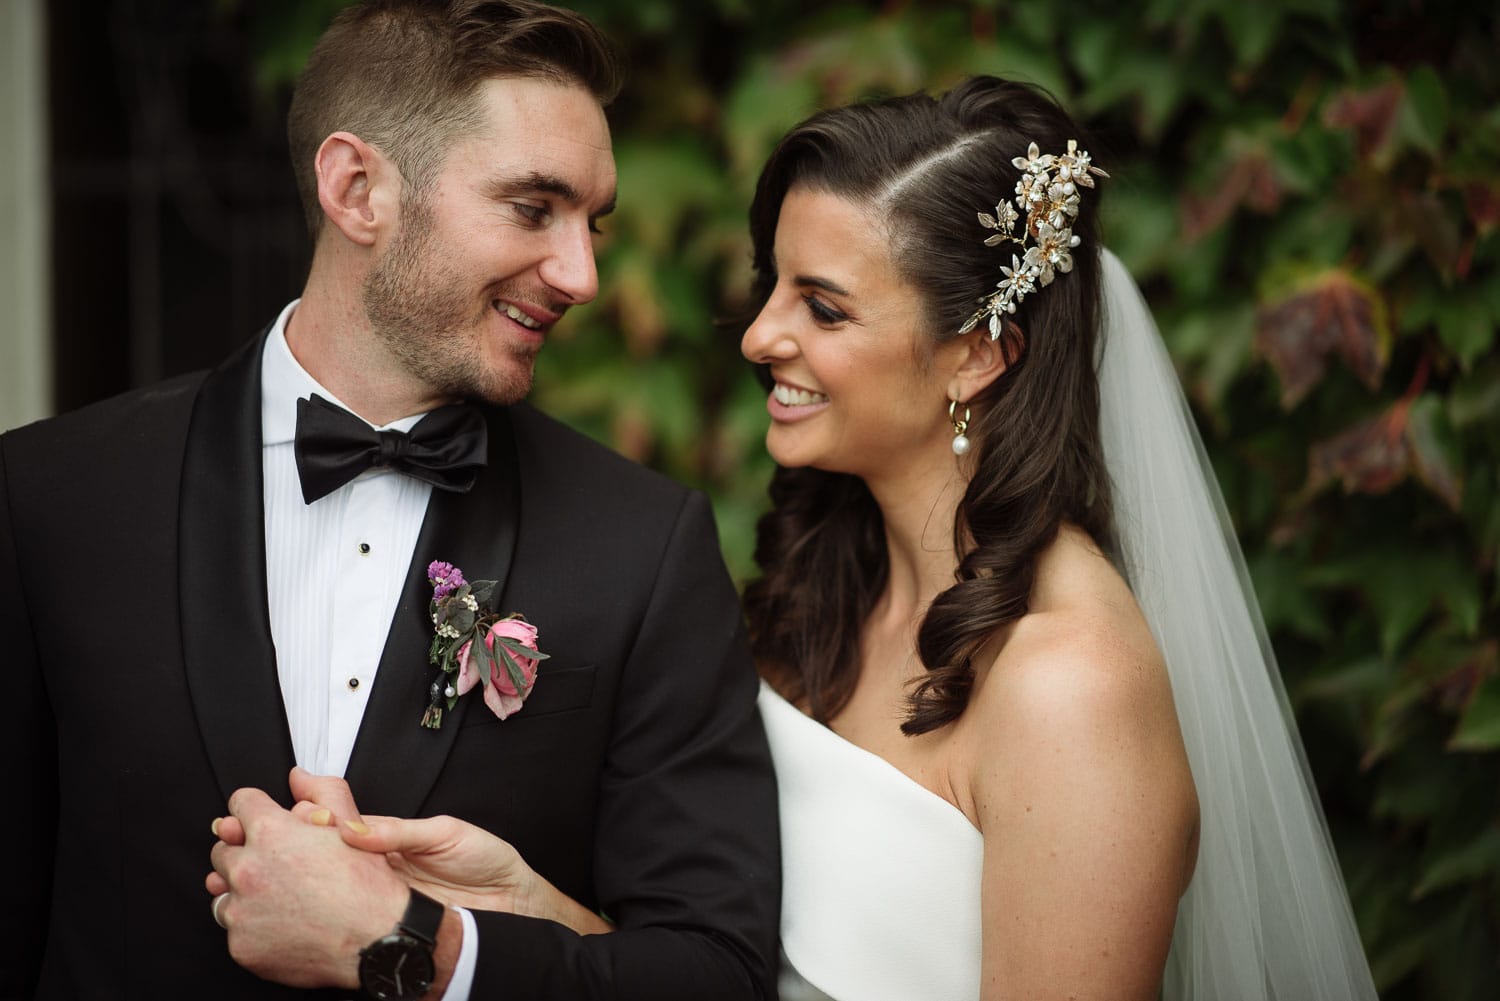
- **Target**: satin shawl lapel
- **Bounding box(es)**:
[344,406,521,818]
[180,331,297,806]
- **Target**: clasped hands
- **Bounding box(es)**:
[206,767,604,990]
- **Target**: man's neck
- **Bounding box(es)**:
[284,284,451,427]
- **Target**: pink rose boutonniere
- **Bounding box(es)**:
[421,560,548,729]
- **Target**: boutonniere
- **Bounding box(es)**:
[421,560,548,729]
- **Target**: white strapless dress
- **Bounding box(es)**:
[758,683,984,1001]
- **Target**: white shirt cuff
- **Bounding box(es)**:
[441,907,479,1000]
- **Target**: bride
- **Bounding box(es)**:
[735,76,1375,1000]
[213,76,1377,1001]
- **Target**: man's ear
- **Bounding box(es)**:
[947,322,1021,403]
[313,132,397,247]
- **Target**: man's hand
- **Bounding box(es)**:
[208,784,408,989]
[211,768,610,937]
[209,766,361,856]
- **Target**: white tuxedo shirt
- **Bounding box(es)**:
[259,300,478,995]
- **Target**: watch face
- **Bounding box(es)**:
[358,934,436,1001]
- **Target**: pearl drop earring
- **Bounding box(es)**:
[949,400,971,456]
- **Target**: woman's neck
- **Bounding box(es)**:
[863,458,967,633]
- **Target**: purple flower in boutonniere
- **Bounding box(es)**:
[421,559,548,729]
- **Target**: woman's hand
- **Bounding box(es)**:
[209,768,613,936]
[337,812,536,915]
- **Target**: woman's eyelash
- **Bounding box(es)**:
[802,295,846,324]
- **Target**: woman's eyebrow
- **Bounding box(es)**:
[794,274,852,296]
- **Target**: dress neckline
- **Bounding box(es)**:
[759,682,982,835]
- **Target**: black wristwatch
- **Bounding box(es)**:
[357,888,445,1001]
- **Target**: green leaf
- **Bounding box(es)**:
[1248,548,1333,642]
[1372,739,1454,823]
[496,646,528,691]
[1405,394,1464,510]
[1435,290,1497,371]
[1098,179,1180,276]
[1360,670,1431,769]
[468,580,497,609]
[1412,826,1500,899]
[1447,360,1500,428]
[1215,3,1282,68]
[722,59,819,178]
[966,34,1070,102]
[1450,672,1500,751]
[1396,65,1449,157]
[1368,925,1434,994]
[494,635,549,662]
[1306,548,1481,655]
[471,635,494,685]
[1298,655,1393,703]
[1163,302,1255,414]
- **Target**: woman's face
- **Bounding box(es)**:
[741,186,960,480]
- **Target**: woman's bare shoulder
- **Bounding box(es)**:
[975,531,1170,726]
[962,539,1200,1000]
[962,527,1194,827]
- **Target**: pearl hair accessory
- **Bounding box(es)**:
[959,140,1108,340]
[949,400,971,455]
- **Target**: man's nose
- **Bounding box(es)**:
[539,222,599,305]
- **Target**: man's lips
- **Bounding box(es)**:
[494,299,560,332]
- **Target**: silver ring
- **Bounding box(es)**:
[212,892,230,930]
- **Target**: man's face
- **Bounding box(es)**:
[361,76,616,405]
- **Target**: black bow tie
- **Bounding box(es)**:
[293,394,489,504]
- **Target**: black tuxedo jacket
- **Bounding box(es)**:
[0,334,780,1000]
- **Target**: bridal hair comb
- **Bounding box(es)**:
[959,140,1108,339]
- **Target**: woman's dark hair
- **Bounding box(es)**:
[742,76,1115,735]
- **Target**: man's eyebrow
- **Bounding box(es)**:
[485,171,616,217]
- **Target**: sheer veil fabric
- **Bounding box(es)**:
[1097,249,1378,1000]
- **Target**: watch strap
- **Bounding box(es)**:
[398,888,445,947]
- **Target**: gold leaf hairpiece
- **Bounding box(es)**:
[959,140,1108,339]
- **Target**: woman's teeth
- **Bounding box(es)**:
[773,383,829,406]
[501,303,542,330]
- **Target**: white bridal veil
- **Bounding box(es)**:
[1096,249,1378,1000]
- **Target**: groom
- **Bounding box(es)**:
[0,2,778,999]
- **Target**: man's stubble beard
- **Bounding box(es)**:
[361,196,537,406]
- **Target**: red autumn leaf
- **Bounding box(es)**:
[1431,641,1498,714]
[1304,383,1463,510]
[1398,191,1465,276]
[1306,409,1410,498]
[1323,80,1404,161]
[1256,270,1390,408]
[1464,181,1500,234]
[1181,151,1285,242]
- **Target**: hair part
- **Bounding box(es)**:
[742,76,1115,734]
[287,0,622,239]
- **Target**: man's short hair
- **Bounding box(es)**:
[287,0,622,238]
